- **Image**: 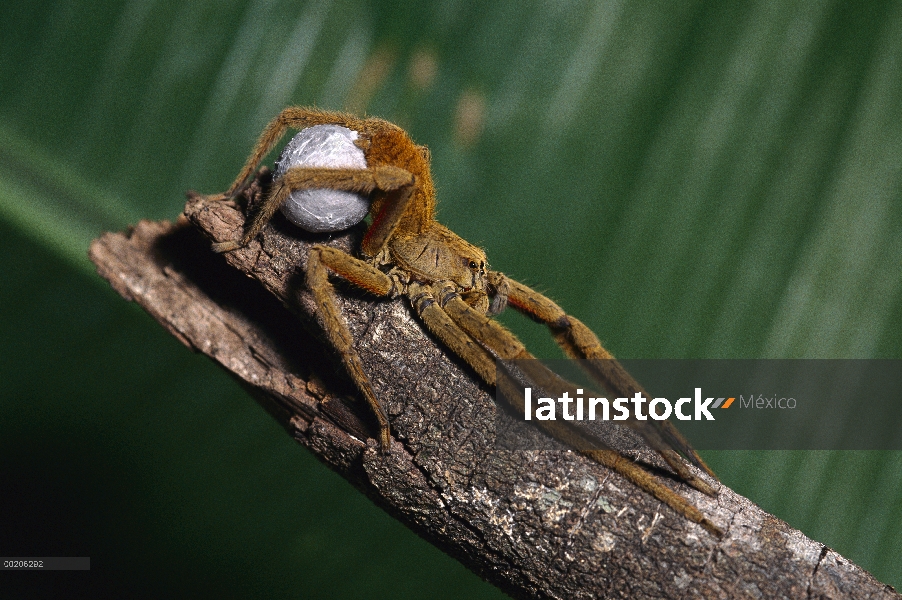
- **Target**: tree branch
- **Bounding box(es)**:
[88,184,898,599]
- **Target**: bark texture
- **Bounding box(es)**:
[88,184,899,600]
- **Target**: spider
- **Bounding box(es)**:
[201,107,721,535]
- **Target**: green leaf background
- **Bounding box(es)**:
[2,0,900,596]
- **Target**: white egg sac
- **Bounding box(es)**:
[273,124,370,233]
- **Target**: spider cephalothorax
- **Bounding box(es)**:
[200,107,721,535]
[386,223,495,312]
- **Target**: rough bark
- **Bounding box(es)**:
[88,185,899,600]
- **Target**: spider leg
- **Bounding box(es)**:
[497,368,720,535]
[407,282,497,385]
[434,282,604,410]
[431,283,721,535]
[359,178,418,258]
[486,271,510,316]
[306,245,397,451]
[487,274,718,487]
[221,107,378,199]
[212,165,415,253]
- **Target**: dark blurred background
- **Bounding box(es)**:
[1,0,900,596]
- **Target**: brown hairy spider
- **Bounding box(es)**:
[202,107,721,535]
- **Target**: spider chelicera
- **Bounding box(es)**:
[196,107,721,535]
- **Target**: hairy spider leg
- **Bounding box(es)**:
[221,107,378,199]
[500,277,718,479]
[495,367,723,536]
[423,282,722,536]
[360,174,417,258]
[211,165,415,253]
[210,106,436,238]
[438,275,718,499]
[433,282,722,534]
[441,276,711,481]
[407,282,497,385]
[307,245,397,451]
[440,279,716,488]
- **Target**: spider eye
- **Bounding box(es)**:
[468,260,478,270]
